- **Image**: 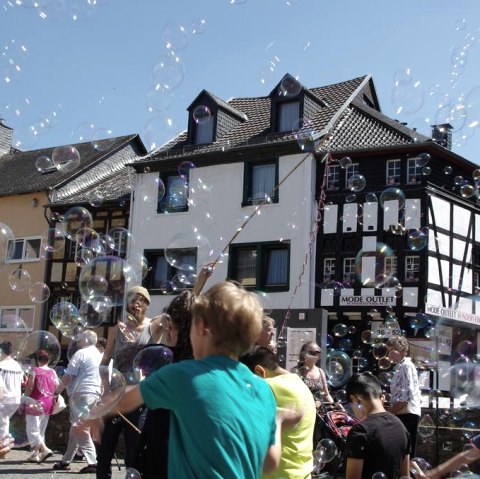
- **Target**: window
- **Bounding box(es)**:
[243,160,278,206]
[323,258,336,283]
[386,159,401,185]
[385,256,398,276]
[158,172,189,213]
[67,240,77,260]
[144,249,197,294]
[407,158,421,184]
[0,306,34,331]
[277,101,300,132]
[405,256,420,281]
[229,242,289,291]
[343,258,356,284]
[194,114,214,144]
[327,165,340,190]
[474,272,480,295]
[6,237,41,262]
[110,229,128,257]
[345,163,359,189]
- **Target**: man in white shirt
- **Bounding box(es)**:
[0,341,23,437]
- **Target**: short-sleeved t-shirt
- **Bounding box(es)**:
[263,373,316,479]
[140,355,277,479]
[65,345,102,396]
[346,412,410,479]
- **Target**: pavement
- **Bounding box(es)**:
[0,448,127,478]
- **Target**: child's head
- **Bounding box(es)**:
[0,341,12,357]
[240,346,279,377]
[192,281,263,358]
[165,290,195,360]
[346,373,383,401]
[36,349,51,365]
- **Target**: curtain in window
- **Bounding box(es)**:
[195,117,214,144]
[236,249,257,286]
[153,256,168,288]
[278,101,299,132]
[266,249,288,285]
[165,176,188,209]
[252,164,275,200]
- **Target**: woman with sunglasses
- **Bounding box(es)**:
[293,341,334,410]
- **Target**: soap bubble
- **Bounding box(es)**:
[8,268,31,292]
[17,331,61,370]
[52,145,80,172]
[28,282,50,303]
[415,153,431,167]
[444,166,453,175]
[192,105,211,125]
[0,313,28,359]
[70,366,126,421]
[50,301,80,336]
[125,469,142,479]
[0,222,14,267]
[355,243,395,287]
[79,256,137,306]
[178,161,196,179]
[293,118,318,152]
[332,323,348,337]
[379,187,405,209]
[62,206,93,240]
[278,75,302,97]
[165,232,212,272]
[41,227,65,255]
[372,343,388,360]
[132,345,174,382]
[35,155,55,173]
[347,174,366,192]
[254,291,273,315]
[326,350,351,387]
[314,438,337,464]
[361,330,375,345]
[337,157,352,169]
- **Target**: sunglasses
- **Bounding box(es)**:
[306,350,321,356]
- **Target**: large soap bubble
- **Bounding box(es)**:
[62,206,93,240]
[50,301,81,337]
[17,330,61,371]
[79,256,138,306]
[326,350,352,387]
[70,365,126,421]
[132,345,174,382]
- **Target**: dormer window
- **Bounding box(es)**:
[278,101,300,132]
[194,107,215,145]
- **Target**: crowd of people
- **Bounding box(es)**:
[0,277,479,478]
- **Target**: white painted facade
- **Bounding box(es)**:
[129,152,318,314]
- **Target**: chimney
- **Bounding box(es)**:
[0,121,13,156]
[431,123,453,150]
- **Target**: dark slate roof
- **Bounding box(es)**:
[327,99,432,151]
[189,90,247,121]
[0,134,144,197]
[137,75,372,164]
[134,74,436,169]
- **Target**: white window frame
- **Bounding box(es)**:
[386,159,401,185]
[327,165,340,190]
[385,256,398,276]
[407,158,421,185]
[343,257,356,283]
[5,236,42,263]
[0,306,35,331]
[323,257,336,282]
[405,255,420,281]
[345,163,360,189]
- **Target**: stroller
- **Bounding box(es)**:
[313,408,359,478]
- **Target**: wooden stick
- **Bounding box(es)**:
[116,411,141,434]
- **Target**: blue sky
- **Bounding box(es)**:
[1,0,479,163]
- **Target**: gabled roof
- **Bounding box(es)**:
[0,134,145,198]
[188,89,247,121]
[132,74,437,169]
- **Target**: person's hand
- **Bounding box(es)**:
[193,263,215,294]
[86,417,104,443]
[277,406,304,429]
[0,435,14,459]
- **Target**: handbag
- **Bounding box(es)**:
[51,394,67,415]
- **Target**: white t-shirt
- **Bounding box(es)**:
[66,344,102,396]
[0,357,23,403]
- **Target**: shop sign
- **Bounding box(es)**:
[425,303,480,327]
[339,295,396,307]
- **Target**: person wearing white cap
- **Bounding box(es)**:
[96,285,163,479]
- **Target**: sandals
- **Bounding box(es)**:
[79,464,97,473]
[53,461,71,470]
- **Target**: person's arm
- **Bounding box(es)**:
[262,416,282,474]
[320,368,335,403]
[389,363,410,414]
[23,372,35,397]
[54,373,72,397]
[0,436,13,459]
[115,385,144,414]
[400,454,410,478]
[150,314,171,345]
[346,458,364,479]
[101,325,118,366]
[425,448,480,479]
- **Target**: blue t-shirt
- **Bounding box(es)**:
[140,355,277,479]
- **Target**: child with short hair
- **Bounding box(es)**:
[241,346,316,479]
[345,373,410,479]
[117,281,281,478]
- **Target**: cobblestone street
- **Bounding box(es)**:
[0,448,126,478]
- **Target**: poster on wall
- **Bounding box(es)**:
[285,327,316,372]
